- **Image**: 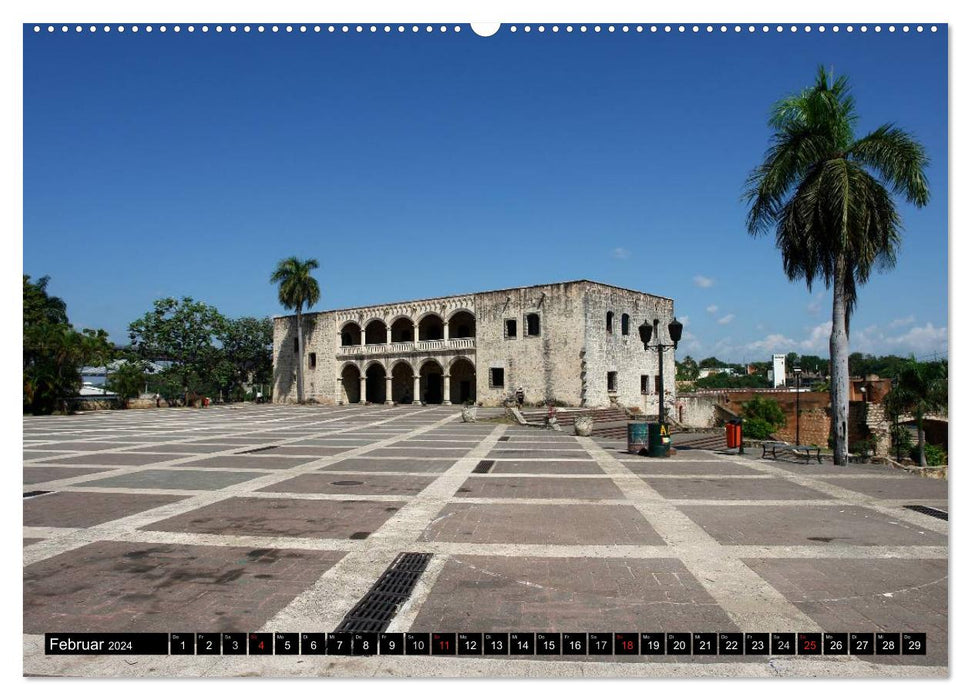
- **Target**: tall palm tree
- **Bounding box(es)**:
[883,359,947,467]
[270,257,321,403]
[745,67,930,465]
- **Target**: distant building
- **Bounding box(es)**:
[698,367,736,379]
[272,280,677,410]
[769,354,787,387]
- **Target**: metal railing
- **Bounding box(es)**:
[337,337,475,356]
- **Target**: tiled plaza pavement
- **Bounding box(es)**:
[23,406,947,678]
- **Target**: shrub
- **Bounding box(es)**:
[741,396,786,429]
[912,443,947,466]
[743,417,776,440]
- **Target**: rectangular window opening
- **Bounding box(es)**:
[641,375,649,394]
[308,352,317,369]
[505,319,517,338]
[525,313,541,337]
[607,371,618,393]
[490,368,505,388]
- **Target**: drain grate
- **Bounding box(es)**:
[904,505,948,521]
[23,490,52,499]
[498,436,510,442]
[238,445,279,454]
[473,460,494,474]
[335,552,432,633]
[332,480,363,486]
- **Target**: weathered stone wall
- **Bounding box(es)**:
[271,280,676,409]
[581,283,675,411]
[719,390,832,446]
[675,394,721,428]
[273,311,337,404]
[473,282,586,407]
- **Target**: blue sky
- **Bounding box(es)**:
[23,24,948,363]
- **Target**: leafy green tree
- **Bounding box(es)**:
[676,355,699,381]
[218,316,273,400]
[695,373,770,389]
[698,356,725,369]
[270,257,321,403]
[23,275,114,414]
[107,358,150,404]
[741,396,787,440]
[128,297,225,397]
[882,359,947,467]
[24,275,67,327]
[746,67,930,464]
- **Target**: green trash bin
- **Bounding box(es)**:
[627,421,649,454]
[647,422,671,458]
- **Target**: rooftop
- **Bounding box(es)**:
[273,279,673,320]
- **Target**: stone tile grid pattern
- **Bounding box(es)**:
[23,405,947,677]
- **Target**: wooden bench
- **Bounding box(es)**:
[761,441,823,463]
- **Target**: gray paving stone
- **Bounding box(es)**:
[422,503,665,545]
[644,477,834,501]
[678,505,947,546]
[73,469,263,491]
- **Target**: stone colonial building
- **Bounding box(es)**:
[272,280,677,410]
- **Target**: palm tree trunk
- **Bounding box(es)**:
[917,416,927,467]
[830,253,850,466]
[295,307,305,404]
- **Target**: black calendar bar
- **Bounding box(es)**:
[45,633,169,655]
[43,631,926,655]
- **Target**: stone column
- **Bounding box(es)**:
[413,374,422,405]
[337,376,344,405]
[443,373,452,405]
[385,375,393,405]
[443,322,449,342]
[386,326,393,345]
[359,375,367,404]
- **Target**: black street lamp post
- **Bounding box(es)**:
[794,366,802,446]
[638,317,683,426]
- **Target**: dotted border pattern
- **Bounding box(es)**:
[30,24,940,35]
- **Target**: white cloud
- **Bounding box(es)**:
[745,333,797,355]
[807,292,825,316]
[706,304,719,314]
[717,314,735,325]
[680,315,691,327]
[884,323,948,354]
[798,322,832,352]
[888,315,916,329]
[693,275,715,288]
[611,247,631,260]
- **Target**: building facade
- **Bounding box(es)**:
[272,280,676,410]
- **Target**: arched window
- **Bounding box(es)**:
[606,311,614,334]
[525,313,541,337]
[621,313,630,335]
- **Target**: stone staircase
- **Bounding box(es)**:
[517,406,632,438]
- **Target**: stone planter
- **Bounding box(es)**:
[461,405,478,423]
[574,415,594,437]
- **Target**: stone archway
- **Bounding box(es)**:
[418,314,445,341]
[365,363,387,404]
[391,362,415,404]
[390,317,415,343]
[449,357,476,404]
[340,364,361,404]
[448,310,476,339]
[340,322,362,347]
[364,319,388,345]
[419,359,445,405]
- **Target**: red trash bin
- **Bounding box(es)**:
[726,423,736,448]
